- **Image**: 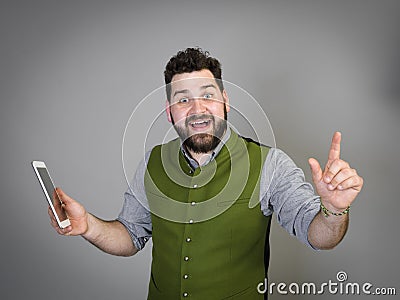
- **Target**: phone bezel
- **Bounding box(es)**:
[32,160,71,229]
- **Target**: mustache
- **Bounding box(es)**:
[185,114,215,126]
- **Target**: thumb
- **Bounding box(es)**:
[308,158,323,183]
[55,187,73,205]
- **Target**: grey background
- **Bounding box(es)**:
[1,0,399,299]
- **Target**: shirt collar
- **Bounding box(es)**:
[180,127,232,168]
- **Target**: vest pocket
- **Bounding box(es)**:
[217,197,251,207]
[222,285,263,299]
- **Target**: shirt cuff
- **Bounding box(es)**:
[116,217,149,251]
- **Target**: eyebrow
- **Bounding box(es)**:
[200,84,217,90]
[172,84,218,98]
[173,89,190,98]
[173,83,217,97]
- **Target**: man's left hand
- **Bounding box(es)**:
[308,132,363,213]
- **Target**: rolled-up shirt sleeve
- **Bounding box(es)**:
[117,153,152,251]
[260,148,321,248]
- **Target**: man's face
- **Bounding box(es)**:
[166,69,230,154]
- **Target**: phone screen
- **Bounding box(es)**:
[36,167,69,222]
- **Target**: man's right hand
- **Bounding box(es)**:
[49,187,138,256]
[49,187,89,236]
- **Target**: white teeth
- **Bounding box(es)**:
[191,120,209,126]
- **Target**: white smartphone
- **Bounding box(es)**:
[32,161,71,229]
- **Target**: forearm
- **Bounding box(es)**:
[82,213,138,257]
[308,208,349,250]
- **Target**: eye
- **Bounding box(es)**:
[179,97,189,103]
[203,93,213,99]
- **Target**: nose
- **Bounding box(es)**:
[189,98,206,114]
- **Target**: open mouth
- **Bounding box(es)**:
[189,119,211,128]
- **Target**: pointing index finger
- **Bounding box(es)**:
[328,131,341,161]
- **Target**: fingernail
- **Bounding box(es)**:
[324,176,330,182]
[338,185,343,190]
[328,184,334,190]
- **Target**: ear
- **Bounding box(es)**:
[223,90,230,113]
[166,99,172,123]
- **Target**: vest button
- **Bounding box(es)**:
[183,292,188,297]
[184,256,189,261]
[186,237,191,242]
[183,274,189,279]
[193,184,198,188]
[191,201,196,206]
[189,219,194,224]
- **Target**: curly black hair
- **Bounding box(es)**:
[164,47,224,101]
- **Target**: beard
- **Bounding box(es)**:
[171,105,228,154]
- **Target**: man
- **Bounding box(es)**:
[49,48,363,299]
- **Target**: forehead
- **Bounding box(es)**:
[170,69,218,92]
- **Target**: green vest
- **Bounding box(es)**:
[144,130,270,299]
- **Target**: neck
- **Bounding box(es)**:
[188,150,214,166]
